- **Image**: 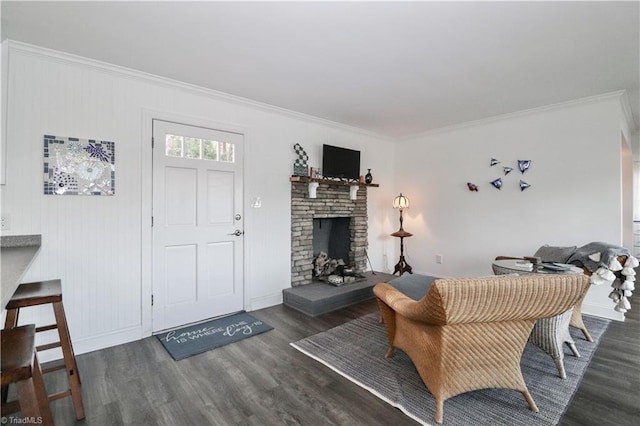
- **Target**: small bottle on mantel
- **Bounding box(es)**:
[359,175,365,184]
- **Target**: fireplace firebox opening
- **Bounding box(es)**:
[313,217,351,267]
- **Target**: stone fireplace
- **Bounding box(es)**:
[291,180,368,286]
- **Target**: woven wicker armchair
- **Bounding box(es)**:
[493,250,631,342]
[492,256,595,378]
[374,274,590,424]
[493,256,594,340]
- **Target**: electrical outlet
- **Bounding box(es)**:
[1,214,10,230]
[436,254,443,264]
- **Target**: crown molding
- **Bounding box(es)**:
[7,40,635,142]
[6,40,392,142]
[619,90,639,132]
[398,90,632,142]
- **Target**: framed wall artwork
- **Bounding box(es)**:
[43,134,115,195]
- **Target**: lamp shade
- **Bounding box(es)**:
[393,193,410,209]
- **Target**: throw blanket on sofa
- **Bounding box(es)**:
[567,242,631,273]
[567,242,637,314]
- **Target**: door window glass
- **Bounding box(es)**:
[165,134,234,163]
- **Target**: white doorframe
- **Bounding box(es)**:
[140,109,250,337]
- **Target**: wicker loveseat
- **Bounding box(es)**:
[373,274,590,424]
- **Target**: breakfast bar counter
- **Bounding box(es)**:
[1,235,41,308]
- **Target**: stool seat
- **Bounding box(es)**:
[4,279,84,420]
[6,280,62,309]
[1,325,54,425]
[1,325,37,385]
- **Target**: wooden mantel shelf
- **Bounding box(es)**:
[290,176,379,187]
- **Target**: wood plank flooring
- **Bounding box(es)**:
[21,290,640,425]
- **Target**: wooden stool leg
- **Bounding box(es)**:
[4,307,19,329]
[52,303,81,385]
[2,308,19,405]
[15,378,42,420]
[52,302,84,420]
[31,352,55,426]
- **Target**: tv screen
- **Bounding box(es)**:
[322,144,361,181]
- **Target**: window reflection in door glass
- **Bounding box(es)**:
[165,134,183,157]
[203,140,218,161]
[219,142,235,163]
[165,134,234,163]
[184,137,201,159]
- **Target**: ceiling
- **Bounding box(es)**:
[2,1,639,139]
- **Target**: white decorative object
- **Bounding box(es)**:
[625,256,640,268]
[620,280,635,291]
[609,258,623,271]
[308,182,319,198]
[601,254,638,313]
[615,297,631,312]
[293,143,309,176]
[349,185,358,200]
[327,274,344,285]
[590,267,616,286]
[623,265,636,274]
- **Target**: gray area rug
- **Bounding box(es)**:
[291,313,609,426]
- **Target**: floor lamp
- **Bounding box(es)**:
[391,193,413,276]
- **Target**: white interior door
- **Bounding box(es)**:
[152,119,244,332]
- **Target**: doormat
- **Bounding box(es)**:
[156,312,273,361]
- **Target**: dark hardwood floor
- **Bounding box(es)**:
[560,289,640,425]
[20,290,640,425]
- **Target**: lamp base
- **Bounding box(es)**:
[393,255,413,276]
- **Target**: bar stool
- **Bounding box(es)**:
[1,324,54,425]
[4,280,84,420]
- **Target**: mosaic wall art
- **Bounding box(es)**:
[43,135,115,195]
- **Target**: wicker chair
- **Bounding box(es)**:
[527,306,579,379]
[492,257,590,377]
[492,255,595,342]
[374,274,590,424]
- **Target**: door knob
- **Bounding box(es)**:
[228,229,244,236]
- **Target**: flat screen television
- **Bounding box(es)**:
[322,144,361,181]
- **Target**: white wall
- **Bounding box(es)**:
[635,161,640,220]
[394,94,632,320]
[1,42,396,356]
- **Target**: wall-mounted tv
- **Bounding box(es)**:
[322,144,361,181]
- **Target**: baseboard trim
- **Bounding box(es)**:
[582,302,625,322]
[249,293,282,311]
[36,325,141,362]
